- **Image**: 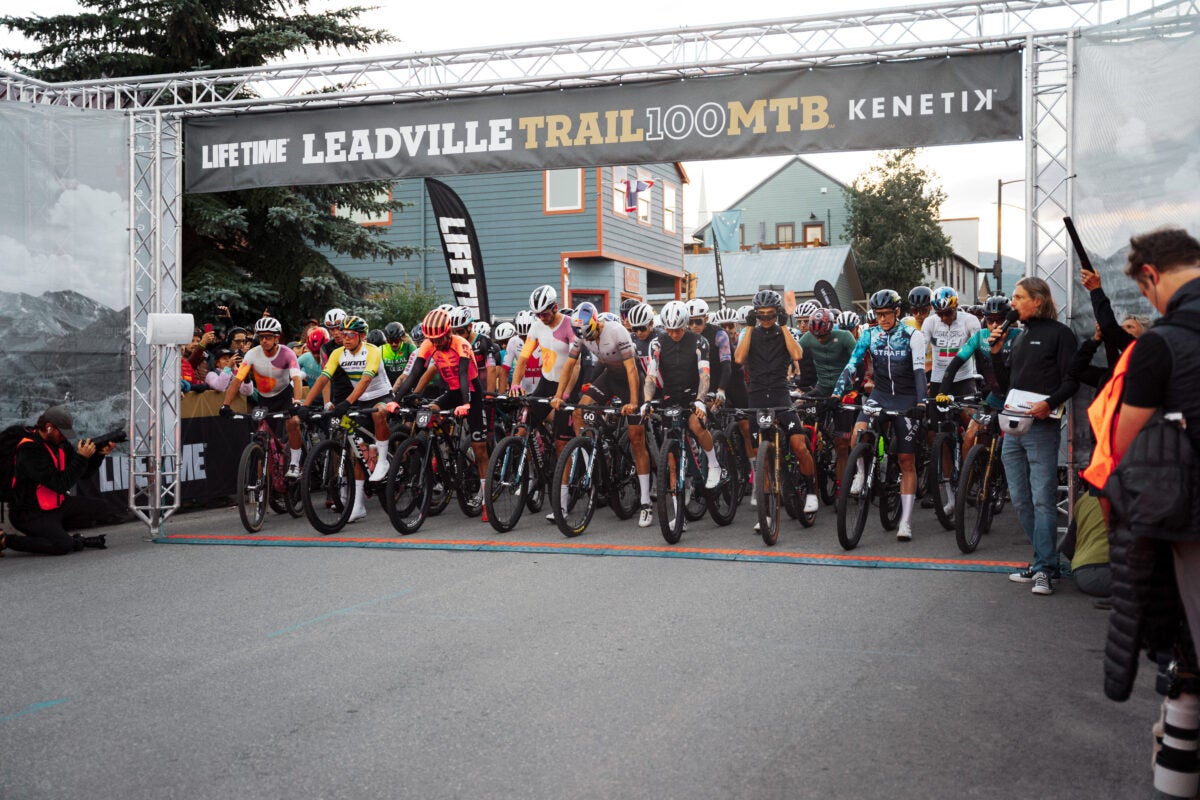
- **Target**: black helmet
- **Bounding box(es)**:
[366,329,386,347]
[383,321,404,342]
[619,298,640,319]
[869,289,903,311]
[752,289,782,310]
[908,286,932,310]
[982,295,1011,318]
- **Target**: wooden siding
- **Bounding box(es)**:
[324,164,683,319]
[736,159,848,247]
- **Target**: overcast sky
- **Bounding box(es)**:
[1,0,1032,259]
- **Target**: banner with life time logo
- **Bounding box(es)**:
[183,49,1022,193]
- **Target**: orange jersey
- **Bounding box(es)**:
[416,335,478,390]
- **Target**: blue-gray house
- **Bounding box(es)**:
[327,164,688,318]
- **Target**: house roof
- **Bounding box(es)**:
[680,245,864,305]
[693,155,849,239]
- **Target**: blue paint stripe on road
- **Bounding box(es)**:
[267,589,416,637]
[155,536,1017,574]
[0,698,70,724]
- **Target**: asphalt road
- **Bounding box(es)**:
[1,492,1160,800]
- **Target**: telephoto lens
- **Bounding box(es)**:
[1154,693,1200,798]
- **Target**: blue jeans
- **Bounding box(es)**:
[1001,420,1060,574]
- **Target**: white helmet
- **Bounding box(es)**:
[493,321,516,340]
[514,309,535,336]
[323,307,347,328]
[449,306,474,329]
[599,311,621,324]
[687,298,709,321]
[660,300,690,330]
[711,307,738,325]
[796,300,821,320]
[255,316,283,335]
[737,305,754,325]
[837,310,861,330]
[626,302,655,329]
[529,285,557,314]
[472,320,491,338]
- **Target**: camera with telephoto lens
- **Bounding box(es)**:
[91,429,129,451]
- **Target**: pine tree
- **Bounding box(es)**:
[843,149,953,295]
[2,1,418,334]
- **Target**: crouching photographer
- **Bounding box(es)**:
[1,406,122,557]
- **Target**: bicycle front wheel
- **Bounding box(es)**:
[610,431,640,520]
[485,436,527,533]
[656,437,684,544]
[553,437,598,537]
[954,445,991,553]
[385,436,430,535]
[302,438,355,535]
[707,429,738,526]
[817,440,838,507]
[929,432,957,531]
[755,442,780,546]
[878,456,902,531]
[836,442,873,550]
[236,442,269,533]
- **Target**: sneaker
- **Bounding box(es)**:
[546,512,556,523]
[1032,572,1054,595]
[919,495,936,509]
[368,457,390,483]
[850,471,865,496]
[638,504,653,528]
[285,463,301,481]
[750,494,757,507]
[348,505,367,523]
[943,499,955,517]
[705,463,721,490]
[803,494,818,514]
[1009,566,1063,583]
[897,521,912,541]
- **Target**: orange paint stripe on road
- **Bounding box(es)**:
[158,533,1026,568]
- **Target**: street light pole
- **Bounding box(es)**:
[995,177,1024,295]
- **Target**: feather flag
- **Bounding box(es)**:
[622,178,655,213]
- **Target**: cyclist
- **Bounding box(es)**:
[922,286,981,400]
[450,306,499,395]
[302,316,396,521]
[712,306,754,474]
[686,299,733,410]
[393,307,490,506]
[734,289,819,517]
[380,322,416,386]
[935,293,1021,456]
[220,316,306,478]
[619,297,641,330]
[790,300,821,390]
[643,300,722,487]
[800,308,858,486]
[319,307,353,409]
[904,286,933,330]
[509,286,577,453]
[836,309,862,340]
[834,289,928,541]
[551,301,653,526]
[492,321,517,393]
[503,310,541,396]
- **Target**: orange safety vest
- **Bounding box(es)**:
[17,436,68,511]
[1082,343,1136,491]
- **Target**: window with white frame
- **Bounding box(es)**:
[545,169,584,212]
[636,170,652,224]
[333,187,392,226]
[663,184,677,232]
[612,166,628,214]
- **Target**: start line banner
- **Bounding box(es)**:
[184,49,1021,193]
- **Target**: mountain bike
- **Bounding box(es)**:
[836,402,916,550]
[484,396,557,533]
[299,408,386,535]
[749,403,816,547]
[652,401,738,544]
[384,402,482,534]
[954,405,1011,553]
[926,394,979,531]
[230,405,304,533]
[551,399,639,537]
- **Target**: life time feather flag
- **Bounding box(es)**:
[425,178,490,323]
[623,179,654,213]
